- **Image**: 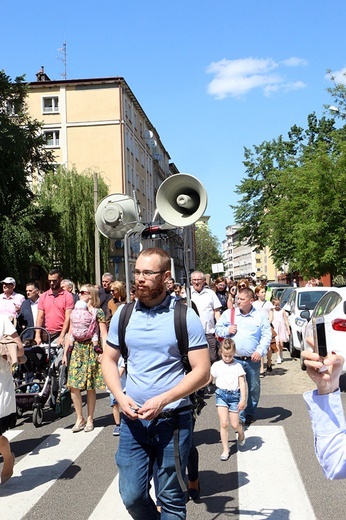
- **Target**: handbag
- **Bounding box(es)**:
[55,364,72,417]
[270,326,278,353]
[216,307,235,343]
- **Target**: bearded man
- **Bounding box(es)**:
[102,247,210,519]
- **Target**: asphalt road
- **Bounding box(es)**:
[1,350,345,520]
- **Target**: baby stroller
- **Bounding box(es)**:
[14,327,71,427]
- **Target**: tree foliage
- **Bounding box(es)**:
[0,70,56,282]
[35,167,109,285]
[194,224,222,275]
[232,105,346,278]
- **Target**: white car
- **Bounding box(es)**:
[284,287,330,358]
[301,286,346,371]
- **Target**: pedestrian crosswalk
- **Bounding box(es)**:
[1,423,317,519]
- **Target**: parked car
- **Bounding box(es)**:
[284,287,330,358]
[271,284,290,301]
[279,287,295,308]
[301,287,346,371]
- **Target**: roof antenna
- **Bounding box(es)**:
[57,41,67,79]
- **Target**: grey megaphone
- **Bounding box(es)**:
[95,194,138,239]
[156,174,208,227]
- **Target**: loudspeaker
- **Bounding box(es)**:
[156,174,207,227]
[95,194,138,239]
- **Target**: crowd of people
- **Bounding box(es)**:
[0,259,345,518]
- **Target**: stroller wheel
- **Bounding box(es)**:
[33,406,44,427]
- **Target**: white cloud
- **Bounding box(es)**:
[206,57,307,99]
[281,57,308,67]
[326,67,346,85]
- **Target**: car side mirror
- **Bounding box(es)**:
[300,310,310,321]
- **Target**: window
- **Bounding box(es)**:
[42,97,59,113]
[44,130,60,147]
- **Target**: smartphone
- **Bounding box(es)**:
[312,316,327,358]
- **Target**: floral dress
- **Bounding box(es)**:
[67,308,105,391]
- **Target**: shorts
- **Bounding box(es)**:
[110,392,119,407]
[215,388,240,412]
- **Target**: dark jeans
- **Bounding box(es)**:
[234,357,261,422]
[116,411,192,519]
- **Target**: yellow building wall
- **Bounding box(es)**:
[66,84,121,122]
[67,124,123,192]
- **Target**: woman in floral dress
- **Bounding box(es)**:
[62,284,107,433]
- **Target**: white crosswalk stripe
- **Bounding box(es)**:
[1,427,103,519]
[1,424,318,519]
[238,426,316,520]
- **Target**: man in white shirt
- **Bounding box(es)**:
[0,277,25,322]
[190,270,221,365]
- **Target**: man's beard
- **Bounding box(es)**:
[135,282,165,304]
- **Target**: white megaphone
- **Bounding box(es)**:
[156,173,208,227]
[95,194,139,239]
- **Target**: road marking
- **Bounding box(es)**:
[0,427,103,519]
[237,426,316,519]
[89,475,157,519]
[3,430,23,442]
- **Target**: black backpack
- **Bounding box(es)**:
[117,299,206,417]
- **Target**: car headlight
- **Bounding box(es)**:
[295,317,306,328]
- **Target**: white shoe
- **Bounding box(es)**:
[276,357,282,364]
[238,433,246,447]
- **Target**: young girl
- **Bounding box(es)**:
[211,338,246,460]
[269,298,290,364]
[253,286,274,375]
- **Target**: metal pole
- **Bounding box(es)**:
[124,230,132,302]
[94,172,101,286]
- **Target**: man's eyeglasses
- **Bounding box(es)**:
[191,279,203,283]
[134,270,164,278]
[80,290,90,295]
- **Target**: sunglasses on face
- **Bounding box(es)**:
[80,290,90,295]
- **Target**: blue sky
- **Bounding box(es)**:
[2,0,346,244]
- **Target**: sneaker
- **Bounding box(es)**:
[238,433,246,447]
[113,425,120,436]
[276,357,282,364]
[266,365,272,372]
[220,451,230,461]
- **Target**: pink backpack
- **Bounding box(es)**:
[70,307,98,342]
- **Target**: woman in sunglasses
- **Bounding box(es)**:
[62,284,107,433]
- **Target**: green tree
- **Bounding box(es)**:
[194,224,222,275]
[35,167,109,285]
[232,110,346,278]
[0,70,55,283]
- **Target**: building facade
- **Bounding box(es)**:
[27,68,194,282]
[222,224,278,282]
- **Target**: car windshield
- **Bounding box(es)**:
[280,287,294,306]
[297,291,327,311]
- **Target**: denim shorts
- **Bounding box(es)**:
[109,392,118,407]
[215,388,241,412]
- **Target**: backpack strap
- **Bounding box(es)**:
[174,300,190,373]
[118,300,136,372]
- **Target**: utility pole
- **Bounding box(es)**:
[94,172,101,285]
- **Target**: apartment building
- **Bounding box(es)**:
[222,224,278,281]
[27,68,193,281]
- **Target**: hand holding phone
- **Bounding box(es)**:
[312,316,328,372]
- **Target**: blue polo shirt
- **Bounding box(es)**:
[215,306,271,357]
[107,294,207,409]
